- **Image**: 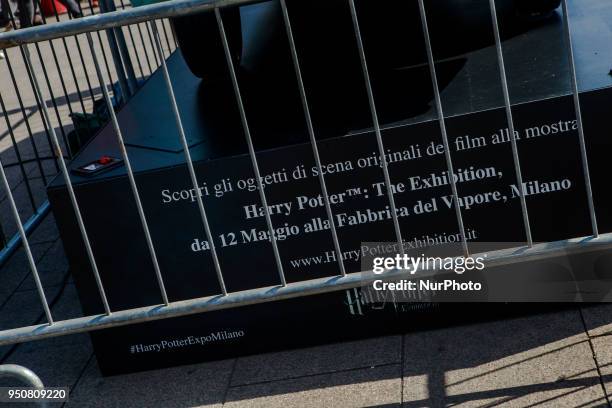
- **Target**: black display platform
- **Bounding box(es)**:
[47,2,612,374]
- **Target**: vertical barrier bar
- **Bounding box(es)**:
[30,42,72,155]
[0,364,47,408]
[215,8,287,287]
[1,51,48,187]
[561,0,599,237]
[9,43,59,175]
[137,21,155,75]
[169,18,179,49]
[159,19,174,56]
[98,0,135,98]
[106,0,139,93]
[117,0,146,79]
[279,0,346,276]
[0,85,37,212]
[41,40,78,144]
[348,0,404,254]
[151,21,165,59]
[149,21,228,295]
[126,25,146,79]
[65,5,98,103]
[5,14,56,172]
[42,0,98,152]
[115,0,158,77]
[0,157,52,324]
[416,0,469,256]
[21,44,112,316]
[4,5,59,173]
[86,32,170,305]
[0,202,51,270]
[488,0,533,247]
[145,23,161,67]
[43,0,91,123]
[83,0,119,93]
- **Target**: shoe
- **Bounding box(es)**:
[0,51,4,60]
[1,21,13,32]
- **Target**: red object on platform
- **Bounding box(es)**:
[40,0,67,17]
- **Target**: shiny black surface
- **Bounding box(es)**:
[49,0,612,187]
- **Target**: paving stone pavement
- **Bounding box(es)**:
[1,228,612,407]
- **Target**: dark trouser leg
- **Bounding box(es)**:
[17,0,34,27]
[56,0,81,17]
[0,0,9,22]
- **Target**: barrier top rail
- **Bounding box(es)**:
[0,0,260,49]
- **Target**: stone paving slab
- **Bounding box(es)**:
[18,239,69,291]
[231,336,402,387]
[0,286,64,363]
[225,364,402,408]
[0,285,60,331]
[0,242,53,297]
[402,310,607,407]
[0,176,48,240]
[0,284,91,380]
[0,283,93,408]
[0,98,63,163]
[582,305,612,338]
[590,336,612,401]
[66,358,234,408]
[28,213,61,245]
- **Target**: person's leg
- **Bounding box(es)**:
[0,0,7,20]
[56,0,81,17]
[16,0,34,27]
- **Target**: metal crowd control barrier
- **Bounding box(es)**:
[0,0,607,367]
[0,365,47,407]
[0,0,176,268]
